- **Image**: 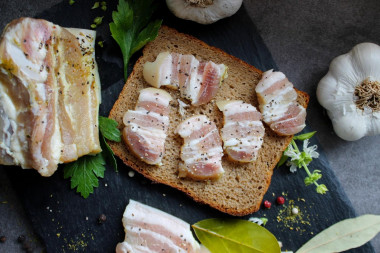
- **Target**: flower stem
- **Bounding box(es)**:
[302,161,320,187]
[292,140,320,188]
[291,140,299,152]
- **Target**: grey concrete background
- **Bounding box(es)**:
[0,0,379,252]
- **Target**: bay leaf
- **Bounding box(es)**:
[192,218,280,253]
[296,214,380,253]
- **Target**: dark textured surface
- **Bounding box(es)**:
[0,0,379,252]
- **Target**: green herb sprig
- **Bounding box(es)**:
[64,116,121,198]
[110,0,162,80]
[278,131,328,194]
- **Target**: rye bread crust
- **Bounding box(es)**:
[108,25,309,216]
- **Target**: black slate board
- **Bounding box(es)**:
[5,1,374,252]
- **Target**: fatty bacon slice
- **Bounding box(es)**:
[217,100,265,163]
[255,69,306,136]
[122,88,172,165]
[0,18,101,176]
[143,52,228,106]
[116,200,209,253]
[176,115,224,180]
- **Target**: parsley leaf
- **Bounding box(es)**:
[100,133,118,172]
[64,117,121,198]
[64,154,105,198]
[99,116,121,142]
[110,0,162,80]
[99,116,120,171]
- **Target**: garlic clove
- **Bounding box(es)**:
[329,54,358,92]
[367,112,380,136]
[331,114,367,141]
[351,43,380,80]
[317,74,340,109]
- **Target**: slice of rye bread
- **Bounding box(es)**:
[108,26,309,216]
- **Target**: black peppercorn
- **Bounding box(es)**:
[17,235,26,243]
[0,236,6,243]
[98,214,107,224]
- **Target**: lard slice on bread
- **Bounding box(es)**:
[177,115,224,180]
[109,26,309,216]
[143,51,228,106]
[216,100,265,163]
[122,88,172,165]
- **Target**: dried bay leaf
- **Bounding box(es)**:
[296,214,380,253]
[192,219,280,253]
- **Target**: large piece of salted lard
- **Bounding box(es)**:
[255,69,306,136]
[217,100,265,163]
[143,52,228,106]
[122,88,172,165]
[0,18,101,176]
[116,200,206,253]
[176,115,224,180]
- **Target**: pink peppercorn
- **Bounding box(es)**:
[263,200,271,209]
[277,196,285,205]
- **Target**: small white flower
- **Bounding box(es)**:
[249,217,268,226]
[249,217,263,226]
[284,145,300,161]
[287,160,298,173]
[303,139,319,159]
[284,139,319,173]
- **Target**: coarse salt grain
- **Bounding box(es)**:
[128,171,135,177]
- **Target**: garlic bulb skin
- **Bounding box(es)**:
[166,0,243,25]
[317,43,380,141]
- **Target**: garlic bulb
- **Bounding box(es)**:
[166,0,243,25]
[317,43,380,141]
